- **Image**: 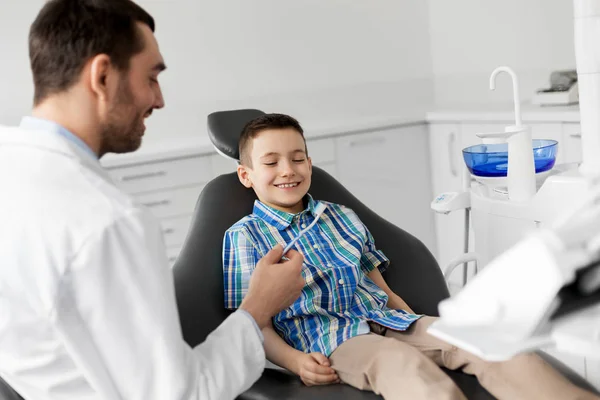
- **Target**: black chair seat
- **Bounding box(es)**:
[240,367,493,400]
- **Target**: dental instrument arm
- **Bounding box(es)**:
[427,183,600,361]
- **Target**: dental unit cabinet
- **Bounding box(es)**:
[428,0,600,389]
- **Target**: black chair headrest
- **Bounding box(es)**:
[207,109,266,160]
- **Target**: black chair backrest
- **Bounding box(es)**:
[207,109,265,160]
[173,166,449,347]
[0,377,23,400]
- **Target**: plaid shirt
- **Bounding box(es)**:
[223,194,421,356]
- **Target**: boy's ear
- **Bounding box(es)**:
[308,156,312,173]
[237,164,253,188]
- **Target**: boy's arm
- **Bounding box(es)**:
[262,321,304,372]
[367,265,415,314]
[263,321,339,386]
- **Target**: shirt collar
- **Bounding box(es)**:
[253,194,320,230]
[19,116,97,160]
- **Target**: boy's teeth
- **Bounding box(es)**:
[277,183,298,188]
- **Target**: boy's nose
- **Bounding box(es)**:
[280,163,296,176]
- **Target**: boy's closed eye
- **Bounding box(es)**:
[263,158,305,166]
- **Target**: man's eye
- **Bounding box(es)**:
[293,159,305,163]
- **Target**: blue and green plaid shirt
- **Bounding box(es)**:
[223,194,422,356]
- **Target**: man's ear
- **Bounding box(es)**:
[88,54,114,102]
[237,164,253,188]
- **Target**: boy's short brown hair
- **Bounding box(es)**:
[238,113,307,166]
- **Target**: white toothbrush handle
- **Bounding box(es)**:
[281,205,327,256]
[283,236,302,254]
[283,218,318,254]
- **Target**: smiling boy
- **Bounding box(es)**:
[222,113,598,400]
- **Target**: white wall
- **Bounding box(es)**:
[1,1,577,139]
[427,0,575,106]
[0,0,434,143]
[0,1,44,125]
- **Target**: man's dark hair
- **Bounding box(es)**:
[239,113,307,166]
[29,0,155,105]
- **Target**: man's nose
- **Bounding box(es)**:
[154,84,165,109]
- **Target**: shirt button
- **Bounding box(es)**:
[301,223,306,228]
[314,244,319,249]
[338,279,344,285]
[327,263,333,267]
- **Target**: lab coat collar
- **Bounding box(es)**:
[0,122,112,185]
[253,194,320,231]
[20,116,98,160]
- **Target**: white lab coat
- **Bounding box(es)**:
[0,125,265,400]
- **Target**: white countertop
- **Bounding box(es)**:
[100,103,581,168]
[426,103,580,123]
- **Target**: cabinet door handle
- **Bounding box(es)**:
[448,132,458,177]
[143,199,171,208]
[570,132,582,138]
[119,170,167,182]
[348,137,386,147]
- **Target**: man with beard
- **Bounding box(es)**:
[0,1,304,399]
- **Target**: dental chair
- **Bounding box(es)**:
[172,109,598,400]
[0,378,22,400]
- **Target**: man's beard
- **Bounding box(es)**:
[99,78,147,157]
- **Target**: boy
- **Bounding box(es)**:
[222,113,598,400]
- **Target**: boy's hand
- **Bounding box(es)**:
[295,352,340,386]
[240,245,304,329]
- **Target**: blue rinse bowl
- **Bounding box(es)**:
[462,139,558,178]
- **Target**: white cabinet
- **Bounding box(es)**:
[105,154,213,267]
[428,123,468,289]
[562,123,582,164]
[107,156,211,194]
[308,137,338,179]
[336,125,437,254]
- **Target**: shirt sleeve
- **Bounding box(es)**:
[359,221,390,275]
[223,227,261,310]
[52,209,264,400]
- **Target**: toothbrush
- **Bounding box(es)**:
[282,203,327,256]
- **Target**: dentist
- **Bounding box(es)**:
[0,1,304,399]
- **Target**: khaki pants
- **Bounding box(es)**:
[329,316,598,400]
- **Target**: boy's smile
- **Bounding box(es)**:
[237,127,312,214]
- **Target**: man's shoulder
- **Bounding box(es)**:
[0,139,144,238]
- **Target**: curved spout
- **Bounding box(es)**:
[490,66,522,127]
